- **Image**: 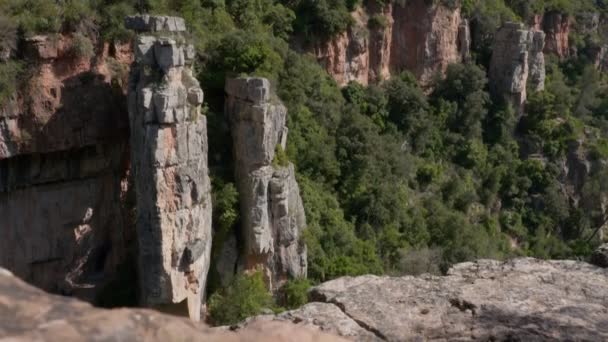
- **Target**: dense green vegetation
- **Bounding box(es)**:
[3,0,608,322]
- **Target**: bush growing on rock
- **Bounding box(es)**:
[208,271,275,325]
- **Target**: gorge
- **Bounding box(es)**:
[2,0,608,340]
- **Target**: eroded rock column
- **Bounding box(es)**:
[225,77,307,291]
[126,15,211,321]
[489,22,546,114]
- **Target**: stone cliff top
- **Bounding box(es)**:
[225,77,272,104]
[236,258,608,341]
[125,15,186,32]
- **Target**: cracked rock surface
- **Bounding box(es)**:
[225,77,307,291]
[0,268,346,342]
[236,258,608,341]
[126,15,211,321]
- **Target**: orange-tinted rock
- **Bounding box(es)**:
[543,11,571,59]
[313,1,467,87]
[0,34,134,305]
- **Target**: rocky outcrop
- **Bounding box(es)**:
[0,32,133,302]
[489,22,546,113]
[225,77,307,291]
[126,16,211,321]
[313,0,468,87]
[592,244,608,268]
[0,268,345,342]
[0,34,131,159]
[239,258,608,341]
[390,0,465,87]
[543,11,571,59]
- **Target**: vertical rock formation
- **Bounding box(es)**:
[489,22,546,113]
[313,0,468,87]
[225,77,307,291]
[126,15,211,321]
[542,11,571,59]
[0,33,132,301]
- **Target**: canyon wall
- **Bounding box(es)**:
[225,77,307,291]
[0,33,133,301]
[313,0,469,87]
[126,15,211,321]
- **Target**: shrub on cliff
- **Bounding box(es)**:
[278,278,311,309]
[207,271,275,325]
[70,33,95,59]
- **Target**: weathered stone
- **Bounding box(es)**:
[225,77,271,104]
[591,244,608,268]
[240,258,608,341]
[0,268,346,342]
[125,15,186,33]
[313,0,466,87]
[127,17,211,321]
[543,11,571,59]
[135,35,157,65]
[458,19,472,62]
[188,87,205,106]
[489,22,546,114]
[154,38,185,72]
[0,145,130,301]
[225,77,307,291]
[528,30,546,92]
[238,302,380,341]
[0,33,133,305]
[25,35,59,59]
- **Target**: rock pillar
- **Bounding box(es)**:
[225,77,307,290]
[489,22,546,114]
[126,15,211,321]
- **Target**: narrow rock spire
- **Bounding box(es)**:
[125,15,211,321]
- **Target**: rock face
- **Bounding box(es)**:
[314,0,468,87]
[126,16,211,321]
[225,77,307,291]
[0,268,345,342]
[0,33,133,302]
[240,258,608,341]
[543,11,571,59]
[489,22,546,113]
[592,244,608,268]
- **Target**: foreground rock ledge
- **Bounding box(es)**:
[237,258,608,341]
[0,268,344,341]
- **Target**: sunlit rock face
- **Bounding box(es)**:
[225,77,307,291]
[489,22,546,114]
[126,15,211,321]
[313,0,469,88]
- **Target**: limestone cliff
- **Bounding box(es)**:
[489,22,546,113]
[237,258,608,341]
[126,15,212,321]
[0,32,133,301]
[225,77,307,291]
[313,0,469,87]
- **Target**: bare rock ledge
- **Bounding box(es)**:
[235,258,608,341]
